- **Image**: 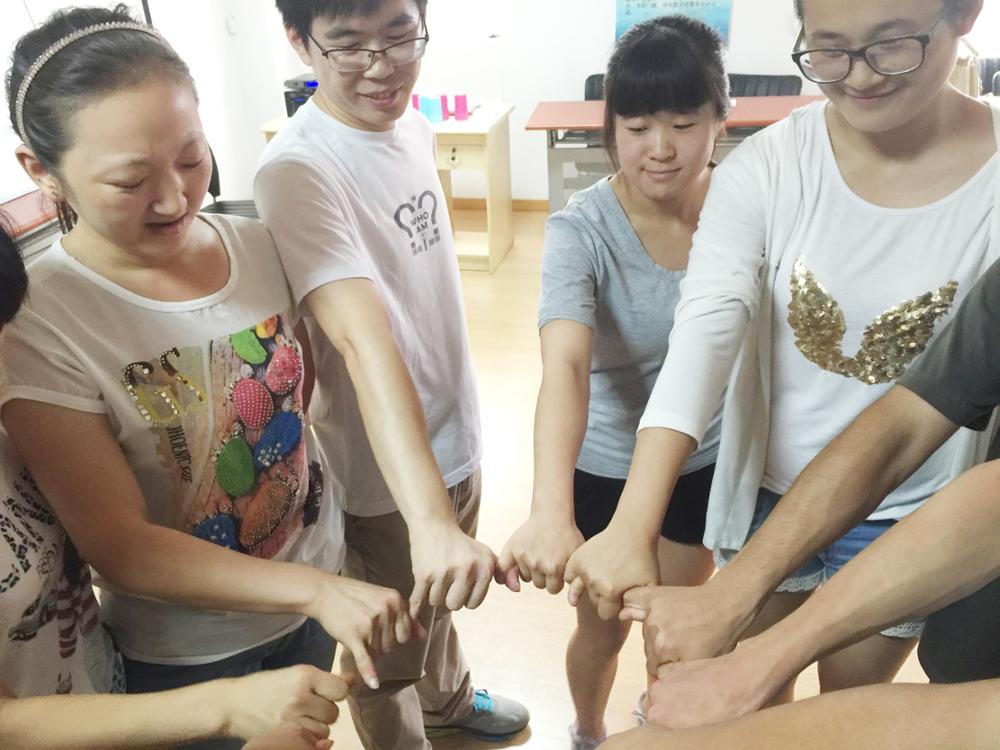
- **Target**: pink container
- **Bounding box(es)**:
[440,94,451,119]
[454,94,469,121]
[412,94,420,110]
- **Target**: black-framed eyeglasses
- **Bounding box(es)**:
[307,18,429,73]
[791,13,943,84]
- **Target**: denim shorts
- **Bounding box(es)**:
[715,488,923,639]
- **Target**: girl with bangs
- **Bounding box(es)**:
[495,16,728,749]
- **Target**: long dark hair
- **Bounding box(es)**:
[5,4,193,232]
[603,14,729,168]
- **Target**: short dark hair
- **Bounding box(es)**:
[0,216,28,326]
[603,14,729,165]
[794,0,968,21]
[275,0,429,44]
[5,4,193,232]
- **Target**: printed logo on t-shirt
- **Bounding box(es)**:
[394,190,442,256]
[2,467,102,694]
[119,314,321,559]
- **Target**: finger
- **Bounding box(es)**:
[515,556,532,584]
[545,573,565,595]
[531,568,547,591]
[315,741,334,750]
[366,617,383,659]
[597,594,621,621]
[296,717,331,741]
[427,572,450,609]
[380,607,395,652]
[619,605,649,623]
[504,565,521,592]
[445,571,475,611]
[334,670,359,691]
[409,578,429,619]
[394,609,412,644]
[567,577,586,607]
[314,672,351,702]
[622,585,656,614]
[466,566,492,609]
[346,638,380,690]
[410,613,429,641]
[302,693,340,726]
[495,549,514,585]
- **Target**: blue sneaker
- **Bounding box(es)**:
[425,689,530,741]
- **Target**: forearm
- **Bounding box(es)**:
[610,427,696,543]
[751,460,1000,679]
[97,524,327,620]
[531,361,589,519]
[0,681,230,750]
[307,282,454,527]
[712,386,957,609]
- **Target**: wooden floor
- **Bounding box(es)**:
[328,209,927,749]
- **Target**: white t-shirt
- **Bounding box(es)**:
[0,215,344,664]
[762,106,997,517]
[254,101,482,518]
[0,434,119,696]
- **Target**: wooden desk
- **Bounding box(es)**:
[527,95,825,211]
[262,102,515,273]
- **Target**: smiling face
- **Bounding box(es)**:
[800,0,980,134]
[288,0,424,131]
[613,103,720,203]
[52,75,211,263]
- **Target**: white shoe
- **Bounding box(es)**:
[569,720,606,750]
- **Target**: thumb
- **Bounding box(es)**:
[504,565,522,593]
[622,585,657,617]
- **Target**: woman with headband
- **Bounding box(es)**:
[0,7,419,748]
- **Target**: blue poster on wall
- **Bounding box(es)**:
[615,0,734,43]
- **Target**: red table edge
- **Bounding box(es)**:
[526,95,825,131]
[2,190,57,238]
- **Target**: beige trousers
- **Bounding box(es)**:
[340,468,481,750]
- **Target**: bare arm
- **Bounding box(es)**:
[643,436,999,730]
[496,320,591,594]
[1,401,414,688]
[623,386,958,665]
[0,666,345,750]
[303,280,495,612]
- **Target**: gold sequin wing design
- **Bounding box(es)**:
[787,256,853,376]
[853,281,957,384]
[788,256,958,385]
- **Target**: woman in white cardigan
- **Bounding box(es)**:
[564,0,999,698]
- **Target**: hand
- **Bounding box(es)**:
[647,642,778,729]
[242,723,333,750]
[409,519,497,613]
[222,665,346,741]
[307,575,424,690]
[563,526,658,620]
[620,582,755,674]
[495,510,583,594]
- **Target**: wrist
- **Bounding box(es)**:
[704,565,771,624]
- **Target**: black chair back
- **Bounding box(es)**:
[585,73,605,101]
[201,149,260,220]
[982,58,1000,96]
[728,74,803,97]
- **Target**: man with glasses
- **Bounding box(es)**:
[255,2,529,748]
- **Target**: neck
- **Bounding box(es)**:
[63,219,200,277]
[612,165,712,226]
[313,87,394,132]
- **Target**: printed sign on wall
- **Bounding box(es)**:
[615,0,734,43]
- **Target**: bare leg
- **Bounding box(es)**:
[567,595,630,738]
[817,634,917,692]
[655,539,715,587]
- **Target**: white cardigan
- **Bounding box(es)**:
[639,100,1000,551]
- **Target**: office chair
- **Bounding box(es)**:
[728,73,803,97]
[981,58,1000,95]
[994,71,1000,96]
[201,150,260,220]
[584,73,605,101]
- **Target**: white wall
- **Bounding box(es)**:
[3,0,995,204]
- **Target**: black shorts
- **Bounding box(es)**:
[572,463,715,546]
